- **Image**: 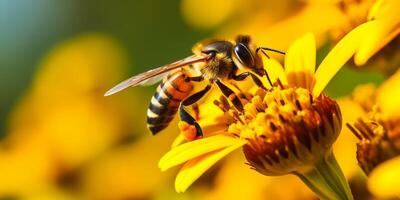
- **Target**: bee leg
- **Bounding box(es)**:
[179,84,212,139]
[263,69,273,87]
[182,84,212,106]
[215,80,244,112]
[192,103,200,120]
[233,72,267,90]
[179,106,203,140]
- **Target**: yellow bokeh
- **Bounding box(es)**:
[0,33,142,198]
[1,0,399,199]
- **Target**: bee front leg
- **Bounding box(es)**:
[179,84,212,140]
[215,80,244,112]
[192,103,200,120]
[232,72,267,90]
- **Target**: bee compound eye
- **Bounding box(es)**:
[234,43,255,67]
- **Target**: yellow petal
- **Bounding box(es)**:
[284,33,316,90]
[285,33,316,73]
[301,33,317,73]
[358,0,400,65]
[368,0,400,20]
[376,69,400,118]
[158,135,240,171]
[354,23,400,66]
[368,156,400,198]
[174,140,246,193]
[313,21,373,97]
[171,134,186,148]
[367,0,384,20]
[262,57,287,85]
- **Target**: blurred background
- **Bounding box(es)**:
[0,0,391,199]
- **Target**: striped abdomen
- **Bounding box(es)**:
[147,71,193,135]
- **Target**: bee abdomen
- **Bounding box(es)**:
[147,72,193,135]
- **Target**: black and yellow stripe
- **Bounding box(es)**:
[147,71,193,135]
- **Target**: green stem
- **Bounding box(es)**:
[294,152,353,200]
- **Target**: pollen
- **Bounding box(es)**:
[178,121,199,141]
[215,83,342,175]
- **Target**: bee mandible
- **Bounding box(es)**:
[105,35,285,140]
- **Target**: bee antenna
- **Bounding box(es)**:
[256,48,270,59]
[256,47,286,59]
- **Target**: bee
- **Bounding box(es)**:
[105,35,284,139]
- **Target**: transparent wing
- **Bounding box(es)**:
[138,72,169,86]
[104,54,209,96]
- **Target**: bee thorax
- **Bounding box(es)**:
[201,55,233,80]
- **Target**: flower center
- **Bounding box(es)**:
[214,84,342,175]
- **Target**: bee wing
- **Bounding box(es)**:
[138,72,169,86]
[104,54,208,96]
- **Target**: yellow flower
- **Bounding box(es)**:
[159,33,357,199]
[211,0,399,71]
[181,0,295,30]
[80,131,178,200]
[0,33,136,197]
[347,69,400,199]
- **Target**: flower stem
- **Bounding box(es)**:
[294,152,353,200]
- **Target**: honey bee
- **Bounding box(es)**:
[105,35,284,139]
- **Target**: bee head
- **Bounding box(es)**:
[232,35,264,76]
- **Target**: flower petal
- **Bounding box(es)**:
[368,0,400,21]
[171,134,186,148]
[313,21,373,97]
[356,0,400,65]
[262,57,287,85]
[174,140,247,193]
[368,0,383,20]
[354,22,400,66]
[284,33,316,90]
[368,156,400,198]
[158,135,241,171]
[376,69,400,118]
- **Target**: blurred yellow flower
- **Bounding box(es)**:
[332,98,363,178]
[347,69,400,199]
[181,0,294,30]
[81,130,178,200]
[158,33,357,199]
[181,0,236,29]
[0,33,138,198]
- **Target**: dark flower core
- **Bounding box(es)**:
[216,85,342,175]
